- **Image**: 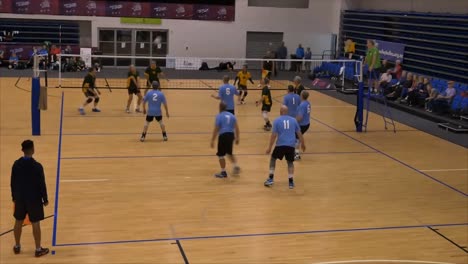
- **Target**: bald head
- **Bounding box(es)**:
[280,105,288,115]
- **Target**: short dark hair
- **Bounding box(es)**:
[21,140,34,151]
[301,90,310,100]
[152,81,160,89]
[288,85,294,92]
[219,102,227,112]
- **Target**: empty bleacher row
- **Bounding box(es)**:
[340,10,468,84]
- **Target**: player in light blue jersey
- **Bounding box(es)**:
[264,105,305,189]
[283,85,300,117]
[295,91,311,160]
[140,81,170,142]
[211,75,239,115]
[211,102,240,178]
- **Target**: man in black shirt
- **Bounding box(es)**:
[11,140,49,257]
[293,76,305,96]
[144,61,168,94]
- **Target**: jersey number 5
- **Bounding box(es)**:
[226,88,231,95]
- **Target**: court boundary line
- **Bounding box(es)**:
[427,226,468,253]
[53,222,468,247]
[60,151,377,160]
[175,240,190,264]
[311,117,468,197]
[51,91,65,246]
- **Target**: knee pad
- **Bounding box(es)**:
[94,97,100,103]
[262,111,269,119]
[218,156,225,160]
[287,160,294,169]
[86,98,93,104]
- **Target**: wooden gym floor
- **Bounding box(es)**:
[0,77,467,264]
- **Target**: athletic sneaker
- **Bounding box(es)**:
[163,136,168,141]
[135,108,142,113]
[125,108,130,113]
[78,108,85,115]
[140,135,145,142]
[215,171,228,178]
[13,246,20,254]
[264,178,274,187]
[289,181,295,189]
[92,108,101,112]
[232,166,241,175]
[35,247,49,257]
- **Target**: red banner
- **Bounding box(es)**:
[2,1,235,21]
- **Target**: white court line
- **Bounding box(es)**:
[61,179,109,183]
[313,260,455,264]
[420,168,468,172]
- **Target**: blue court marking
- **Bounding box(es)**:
[52,92,65,246]
[61,151,376,160]
[311,117,468,197]
[54,222,468,247]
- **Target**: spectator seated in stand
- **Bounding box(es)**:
[344,39,355,59]
[49,45,61,70]
[377,69,393,94]
[380,59,392,74]
[391,60,402,80]
[8,52,19,69]
[387,72,413,101]
[404,77,430,107]
[426,81,456,113]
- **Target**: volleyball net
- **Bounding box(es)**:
[49,54,363,91]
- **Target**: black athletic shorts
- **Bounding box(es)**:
[238,85,247,91]
[262,104,272,112]
[272,146,295,162]
[296,124,310,139]
[14,200,44,223]
[217,132,235,157]
[146,116,162,122]
[128,87,141,95]
[84,89,96,97]
[227,109,235,115]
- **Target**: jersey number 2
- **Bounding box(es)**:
[152,94,158,101]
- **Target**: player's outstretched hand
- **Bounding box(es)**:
[210,140,215,148]
[166,113,170,118]
[235,138,239,145]
[301,143,306,152]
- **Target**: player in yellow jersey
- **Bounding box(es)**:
[256,78,272,131]
[233,64,254,104]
